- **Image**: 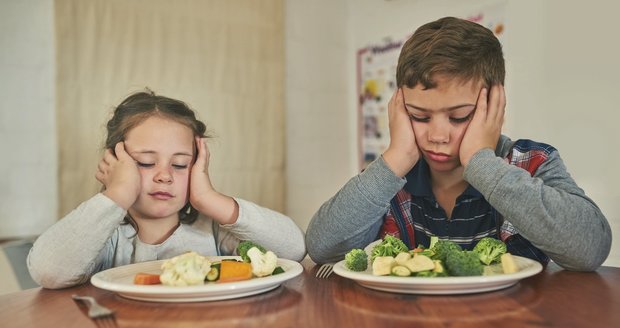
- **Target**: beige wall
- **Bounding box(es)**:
[55,0,285,217]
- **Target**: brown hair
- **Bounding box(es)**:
[396,17,505,89]
[105,89,210,226]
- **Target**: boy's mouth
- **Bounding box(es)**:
[425,150,451,163]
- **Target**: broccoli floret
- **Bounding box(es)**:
[431,239,462,263]
[445,250,483,276]
[345,248,368,271]
[237,241,266,263]
[371,235,409,260]
[473,237,507,265]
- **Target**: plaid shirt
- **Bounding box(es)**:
[379,139,554,265]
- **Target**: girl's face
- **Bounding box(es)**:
[402,75,482,174]
[124,115,194,222]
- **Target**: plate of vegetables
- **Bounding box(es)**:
[91,242,303,302]
[332,236,543,295]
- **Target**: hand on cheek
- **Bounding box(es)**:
[459,85,505,167]
[188,137,239,225]
[383,88,420,177]
[97,142,142,210]
[189,137,216,211]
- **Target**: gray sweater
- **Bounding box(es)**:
[28,193,306,289]
[306,135,611,271]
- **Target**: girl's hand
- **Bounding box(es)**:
[97,142,141,210]
[459,84,506,167]
[189,137,239,224]
[189,137,216,206]
[382,88,420,177]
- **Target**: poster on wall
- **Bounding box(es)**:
[356,3,506,169]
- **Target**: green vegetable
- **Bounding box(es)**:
[371,235,409,261]
[472,237,507,265]
[344,248,368,271]
[272,266,285,275]
[237,241,267,263]
[205,263,220,281]
[445,250,483,276]
[430,239,462,263]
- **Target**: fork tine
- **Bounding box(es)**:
[316,263,334,278]
[96,316,118,328]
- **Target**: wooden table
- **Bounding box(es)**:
[1,259,619,327]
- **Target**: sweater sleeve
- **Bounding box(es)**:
[464,148,612,271]
[27,193,126,289]
[305,156,407,264]
[215,198,307,262]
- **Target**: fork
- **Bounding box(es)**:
[315,263,334,279]
[72,295,117,327]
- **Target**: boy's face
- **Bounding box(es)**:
[402,75,482,173]
[124,116,194,222]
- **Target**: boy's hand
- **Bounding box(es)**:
[460,84,506,167]
[97,142,141,210]
[383,88,420,177]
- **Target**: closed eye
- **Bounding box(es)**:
[450,112,474,123]
[409,115,429,123]
[172,164,188,169]
[137,162,154,168]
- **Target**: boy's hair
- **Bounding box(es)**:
[105,89,210,226]
[396,16,505,89]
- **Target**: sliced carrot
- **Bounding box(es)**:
[134,272,161,285]
[218,261,253,283]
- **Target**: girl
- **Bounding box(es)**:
[28,91,306,289]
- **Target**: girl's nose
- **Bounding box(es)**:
[154,168,173,183]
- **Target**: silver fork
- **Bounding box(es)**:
[315,263,334,279]
[72,295,117,327]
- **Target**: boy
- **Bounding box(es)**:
[306,17,611,271]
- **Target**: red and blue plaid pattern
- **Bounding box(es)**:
[379,139,555,264]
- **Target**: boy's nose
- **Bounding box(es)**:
[428,122,450,144]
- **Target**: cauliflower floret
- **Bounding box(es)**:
[246,247,278,277]
[159,251,211,286]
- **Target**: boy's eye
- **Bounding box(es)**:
[137,162,154,168]
[450,112,473,123]
[409,115,429,123]
[172,164,189,170]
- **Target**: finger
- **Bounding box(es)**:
[114,142,128,160]
[95,171,105,184]
[487,84,502,122]
[194,137,208,169]
[498,84,506,123]
[102,148,116,164]
[97,160,108,173]
[474,87,489,121]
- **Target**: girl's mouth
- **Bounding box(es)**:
[149,191,174,200]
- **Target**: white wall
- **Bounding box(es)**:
[285,0,619,266]
[0,0,57,238]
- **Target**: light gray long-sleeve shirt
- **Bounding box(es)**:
[28,193,306,289]
[306,135,612,271]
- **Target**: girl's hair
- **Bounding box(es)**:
[105,89,209,228]
[396,17,505,89]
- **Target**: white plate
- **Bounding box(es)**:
[333,255,543,295]
[91,256,303,302]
